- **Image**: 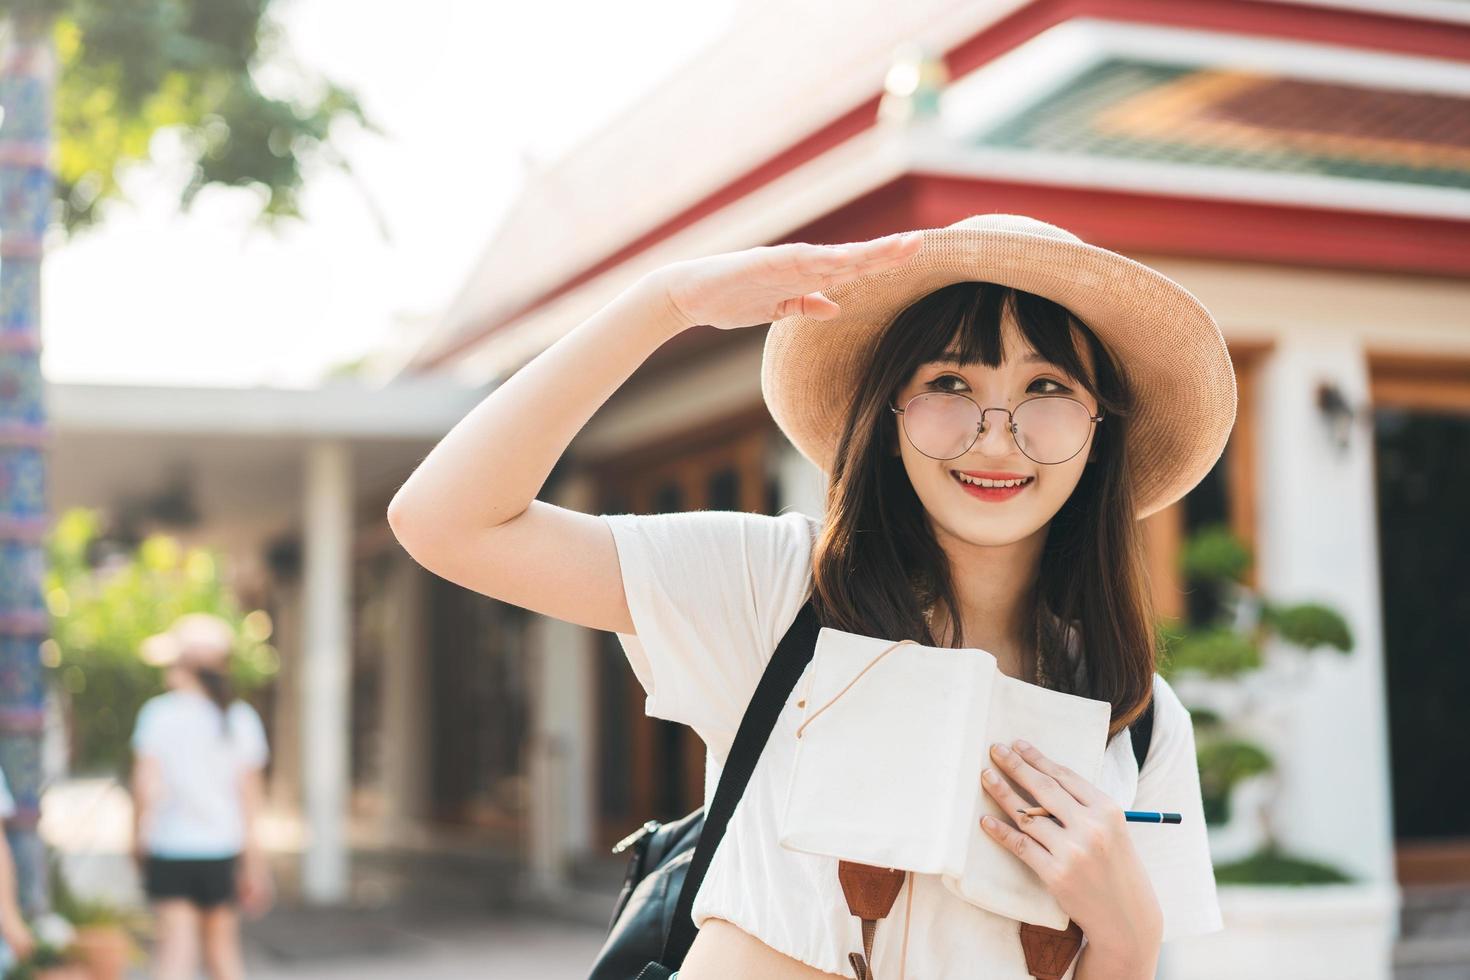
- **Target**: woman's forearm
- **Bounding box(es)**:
[387,269,690,538]
[0,829,22,921]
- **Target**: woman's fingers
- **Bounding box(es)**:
[660,230,923,331]
[1010,739,1109,807]
[785,232,923,283]
[763,234,921,321]
[990,742,1083,823]
[981,766,1065,851]
[773,292,841,321]
[980,810,1059,883]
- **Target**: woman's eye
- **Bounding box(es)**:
[926,374,1072,394]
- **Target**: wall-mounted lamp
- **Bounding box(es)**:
[878,42,950,125]
[1315,381,1370,455]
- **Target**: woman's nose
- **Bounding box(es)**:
[974,409,1018,456]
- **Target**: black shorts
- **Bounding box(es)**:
[143,854,238,907]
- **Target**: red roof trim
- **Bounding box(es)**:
[793,173,1470,277]
[422,0,1470,369]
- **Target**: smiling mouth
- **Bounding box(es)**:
[949,470,1036,489]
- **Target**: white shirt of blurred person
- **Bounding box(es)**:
[130,613,273,935]
[0,765,36,971]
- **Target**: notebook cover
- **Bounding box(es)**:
[776,626,995,875]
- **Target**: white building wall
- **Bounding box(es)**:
[1255,336,1396,885]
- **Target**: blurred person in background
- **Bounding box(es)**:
[0,763,35,973]
[130,613,272,980]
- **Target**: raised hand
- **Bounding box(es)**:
[653,230,924,332]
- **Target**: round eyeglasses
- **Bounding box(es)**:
[889,391,1104,465]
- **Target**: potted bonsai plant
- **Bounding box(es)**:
[3,942,86,980]
[3,913,85,980]
[1154,523,1397,979]
[46,860,138,980]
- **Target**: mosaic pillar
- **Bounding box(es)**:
[0,15,56,916]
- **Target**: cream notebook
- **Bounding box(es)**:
[776,626,1111,929]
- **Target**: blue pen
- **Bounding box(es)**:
[1019,807,1181,823]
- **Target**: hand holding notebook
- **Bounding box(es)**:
[777,626,1112,930]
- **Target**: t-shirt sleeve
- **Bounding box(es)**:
[600,508,818,749]
[130,698,163,757]
[1128,673,1224,942]
[231,702,270,768]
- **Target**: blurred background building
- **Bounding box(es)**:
[27,0,1470,977]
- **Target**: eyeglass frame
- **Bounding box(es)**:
[888,390,1105,464]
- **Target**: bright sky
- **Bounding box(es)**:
[38,0,737,388]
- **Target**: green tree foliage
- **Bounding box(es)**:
[1196,738,1273,824]
[43,508,279,775]
[1161,624,1262,677]
[1178,522,1253,584]
[1212,846,1353,886]
[1260,600,1354,652]
[5,0,379,232]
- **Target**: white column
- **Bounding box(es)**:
[525,474,597,894]
[526,614,597,893]
[1255,336,1395,887]
[301,440,353,903]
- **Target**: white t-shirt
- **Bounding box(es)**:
[130,690,270,859]
[602,508,1223,979]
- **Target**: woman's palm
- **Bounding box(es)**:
[664,231,924,331]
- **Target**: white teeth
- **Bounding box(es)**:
[953,472,1033,488]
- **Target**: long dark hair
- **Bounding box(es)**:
[194,663,235,736]
[807,281,1155,740]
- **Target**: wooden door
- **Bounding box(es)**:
[593,423,778,849]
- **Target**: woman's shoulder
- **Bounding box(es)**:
[602,508,820,563]
[1148,672,1190,727]
[226,698,259,715]
[132,690,185,741]
[138,690,181,716]
[750,509,822,555]
[603,506,818,531]
[225,700,267,735]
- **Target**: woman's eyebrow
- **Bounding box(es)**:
[933,348,1054,366]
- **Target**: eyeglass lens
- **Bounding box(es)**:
[900,392,1094,464]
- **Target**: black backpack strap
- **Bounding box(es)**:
[1130,695,1155,771]
[660,597,821,966]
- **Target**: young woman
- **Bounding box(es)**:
[131,613,273,980]
[388,213,1231,979]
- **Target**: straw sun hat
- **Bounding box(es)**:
[760,213,1237,519]
[140,612,236,669]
